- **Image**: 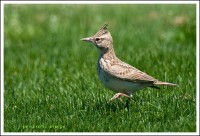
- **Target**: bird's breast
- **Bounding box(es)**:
[96,58,148,94]
[97,60,109,82]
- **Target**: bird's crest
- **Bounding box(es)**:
[93,23,109,37]
[100,23,108,30]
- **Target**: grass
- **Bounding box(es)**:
[4,4,196,132]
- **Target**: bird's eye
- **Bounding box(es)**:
[95,38,100,42]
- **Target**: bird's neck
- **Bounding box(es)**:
[98,46,118,61]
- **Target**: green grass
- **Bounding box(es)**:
[4,4,196,132]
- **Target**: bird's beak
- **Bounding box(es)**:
[80,37,92,42]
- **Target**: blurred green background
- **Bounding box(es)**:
[4,4,196,132]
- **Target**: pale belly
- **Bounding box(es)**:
[97,68,147,96]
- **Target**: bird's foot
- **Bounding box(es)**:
[109,93,132,101]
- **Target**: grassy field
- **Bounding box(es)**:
[4,4,196,132]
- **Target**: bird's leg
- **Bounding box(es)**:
[110,93,131,101]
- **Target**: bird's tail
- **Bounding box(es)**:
[154,81,178,86]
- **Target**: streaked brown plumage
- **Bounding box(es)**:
[81,24,177,101]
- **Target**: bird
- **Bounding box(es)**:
[81,23,177,101]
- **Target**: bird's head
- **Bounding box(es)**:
[81,24,113,52]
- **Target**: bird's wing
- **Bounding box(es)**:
[102,59,157,83]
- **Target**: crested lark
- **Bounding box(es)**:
[81,24,177,101]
